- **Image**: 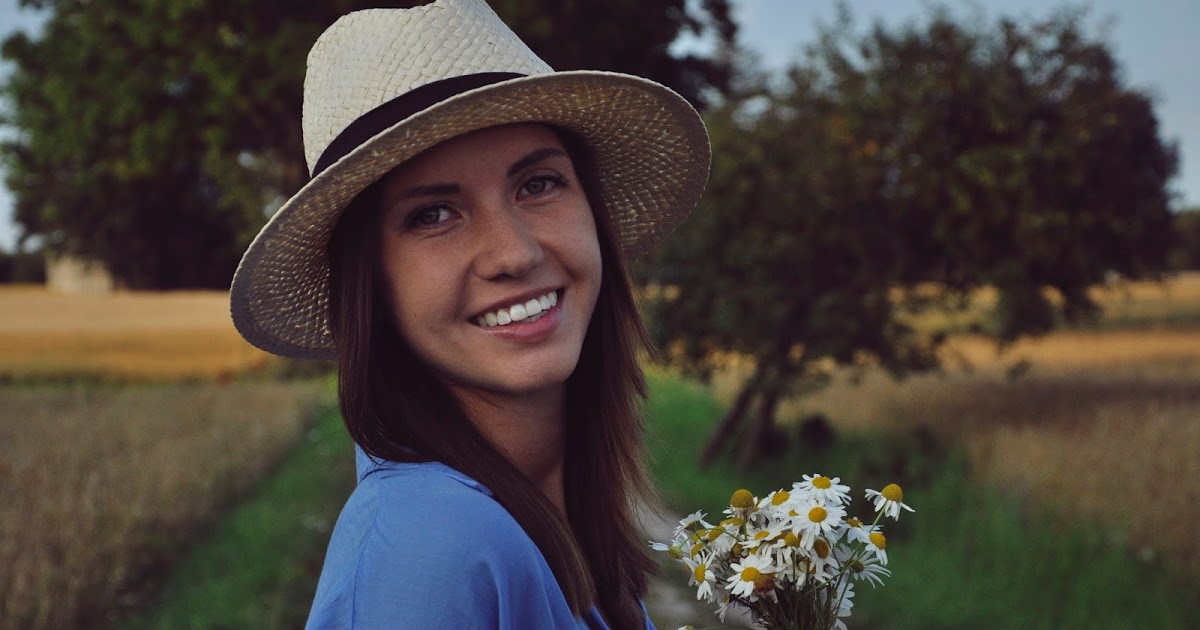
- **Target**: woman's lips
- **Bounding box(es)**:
[474,296,563,344]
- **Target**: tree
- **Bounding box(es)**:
[1168,208,1200,270]
[1,0,735,289]
[638,5,1178,466]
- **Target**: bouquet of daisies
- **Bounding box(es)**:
[650,475,913,630]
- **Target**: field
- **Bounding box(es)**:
[710,334,1200,576]
[0,285,328,626]
[0,286,268,380]
[0,380,329,628]
[1,279,1198,627]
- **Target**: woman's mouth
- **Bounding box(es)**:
[471,289,562,327]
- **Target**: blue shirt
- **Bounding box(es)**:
[305,448,656,629]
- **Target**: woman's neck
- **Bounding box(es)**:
[451,384,567,514]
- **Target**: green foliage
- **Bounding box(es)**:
[1,0,735,288]
[644,370,1200,629]
[118,398,354,629]
[638,5,1178,465]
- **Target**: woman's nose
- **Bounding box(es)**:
[472,205,544,280]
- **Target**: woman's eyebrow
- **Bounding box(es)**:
[506,147,569,177]
[394,183,461,200]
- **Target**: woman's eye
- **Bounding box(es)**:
[519,175,565,199]
[406,205,455,229]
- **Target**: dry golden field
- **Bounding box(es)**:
[0,286,268,379]
[0,380,330,628]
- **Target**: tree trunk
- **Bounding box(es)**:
[698,361,767,468]
[736,375,785,468]
[699,307,803,469]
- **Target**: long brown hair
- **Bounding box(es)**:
[327,126,657,628]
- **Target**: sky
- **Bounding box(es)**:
[0,0,1197,251]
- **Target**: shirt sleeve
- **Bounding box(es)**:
[344,471,580,630]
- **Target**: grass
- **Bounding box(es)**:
[0,380,328,628]
[643,369,1200,629]
[119,399,355,629]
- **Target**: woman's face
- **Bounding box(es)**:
[376,124,602,399]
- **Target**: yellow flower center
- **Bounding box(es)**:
[851,560,865,573]
[784,531,800,547]
[720,517,743,528]
[771,490,791,505]
[693,563,708,582]
[870,532,887,549]
[812,476,832,489]
[730,489,755,509]
[847,517,862,528]
[690,542,705,557]
[706,527,722,542]
[808,506,828,523]
[740,567,761,582]
[753,573,775,591]
[731,543,743,555]
[668,546,682,560]
[882,484,903,502]
[813,538,830,559]
[754,530,771,540]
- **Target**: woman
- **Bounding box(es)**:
[230,1,710,628]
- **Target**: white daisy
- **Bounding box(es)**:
[674,510,712,537]
[715,594,734,623]
[724,488,758,519]
[791,499,847,547]
[836,546,891,587]
[707,519,741,556]
[648,540,683,560]
[807,537,841,583]
[851,554,891,587]
[758,488,793,512]
[795,473,852,505]
[865,484,915,520]
[768,528,804,567]
[742,520,787,551]
[866,530,889,566]
[726,552,776,600]
[683,552,718,602]
[840,516,875,545]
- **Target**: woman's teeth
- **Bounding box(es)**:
[475,290,558,327]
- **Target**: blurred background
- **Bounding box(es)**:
[1,0,1197,628]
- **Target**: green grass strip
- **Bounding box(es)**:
[643,369,1200,629]
[119,401,354,630]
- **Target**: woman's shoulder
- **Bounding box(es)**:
[351,457,529,550]
[307,458,581,629]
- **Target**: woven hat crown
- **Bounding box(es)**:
[302,0,553,174]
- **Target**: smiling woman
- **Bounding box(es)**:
[228,1,710,628]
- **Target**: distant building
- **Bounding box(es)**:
[45,253,116,294]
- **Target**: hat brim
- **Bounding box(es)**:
[230,71,710,360]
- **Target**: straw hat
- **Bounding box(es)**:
[230,0,710,360]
